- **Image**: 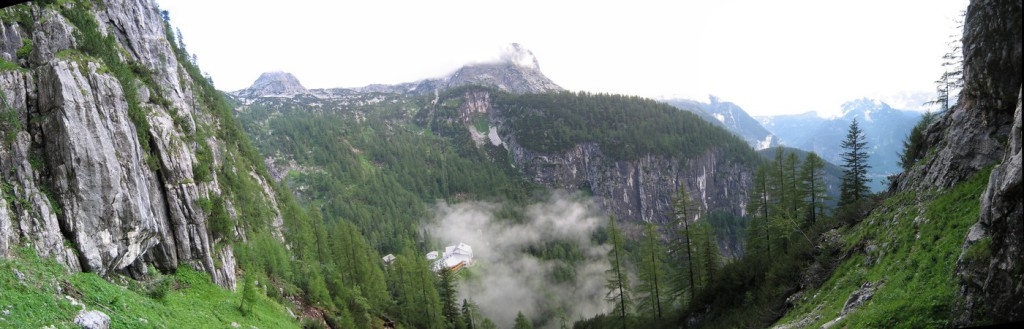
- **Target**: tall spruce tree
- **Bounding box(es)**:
[438,267,461,328]
[605,216,632,329]
[839,119,871,209]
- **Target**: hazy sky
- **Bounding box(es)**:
[156,0,967,117]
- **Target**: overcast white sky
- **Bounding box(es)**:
[156,0,967,117]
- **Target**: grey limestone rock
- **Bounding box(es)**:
[74,310,110,329]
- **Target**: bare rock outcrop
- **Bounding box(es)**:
[0,0,284,290]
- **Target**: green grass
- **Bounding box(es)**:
[471,114,489,133]
[774,168,991,328]
[0,248,300,328]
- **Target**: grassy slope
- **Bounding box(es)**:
[774,168,990,328]
[0,248,299,328]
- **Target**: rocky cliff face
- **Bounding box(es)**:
[897,0,1021,190]
[455,90,753,255]
[234,71,307,98]
[0,0,281,290]
[883,0,1022,325]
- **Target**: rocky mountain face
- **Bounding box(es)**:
[758,99,922,191]
[0,0,283,290]
[925,0,1022,324]
[231,43,562,100]
[233,71,307,98]
[455,91,754,225]
[667,96,779,150]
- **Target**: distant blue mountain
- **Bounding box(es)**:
[665,96,780,150]
[757,98,922,191]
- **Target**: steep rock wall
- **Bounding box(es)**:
[458,90,754,255]
[886,0,1022,325]
[0,0,280,290]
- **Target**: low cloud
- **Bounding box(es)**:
[427,192,610,328]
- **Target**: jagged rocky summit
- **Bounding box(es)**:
[233,71,307,98]
[231,43,562,100]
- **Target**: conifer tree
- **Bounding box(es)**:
[239,271,258,316]
[799,152,828,226]
[438,267,461,328]
[513,311,533,329]
[461,299,475,329]
[785,152,801,216]
[605,216,632,328]
[926,12,964,112]
[693,220,720,289]
[670,184,698,304]
[747,165,772,264]
[394,245,444,329]
[636,223,665,319]
[839,119,871,210]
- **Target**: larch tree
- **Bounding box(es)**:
[670,184,699,305]
[747,165,772,264]
[799,152,828,226]
[605,215,632,329]
[636,223,665,319]
[694,220,720,289]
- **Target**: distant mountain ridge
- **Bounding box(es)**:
[757,98,922,191]
[665,96,780,150]
[232,43,562,99]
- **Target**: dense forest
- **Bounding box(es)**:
[492,90,759,164]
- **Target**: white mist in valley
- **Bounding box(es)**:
[427,192,611,328]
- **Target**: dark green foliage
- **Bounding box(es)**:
[390,246,444,329]
[493,90,759,163]
[0,58,20,71]
[239,272,258,316]
[799,152,829,226]
[513,311,533,329]
[605,216,631,328]
[438,267,461,328]
[192,141,214,182]
[899,111,937,170]
[237,94,531,254]
[669,184,700,306]
[205,194,233,239]
[839,119,871,212]
[1,90,22,144]
[148,277,172,301]
[635,223,665,320]
[16,38,32,60]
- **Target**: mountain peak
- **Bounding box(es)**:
[499,43,541,71]
[235,71,307,98]
[840,98,894,122]
[446,43,562,93]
